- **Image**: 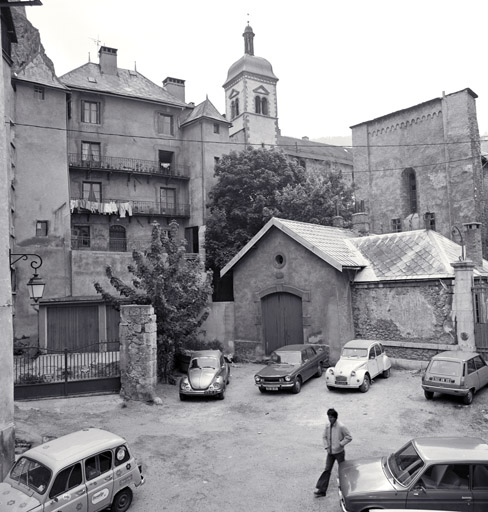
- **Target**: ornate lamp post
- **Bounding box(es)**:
[9,251,45,302]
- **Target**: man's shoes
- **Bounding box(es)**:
[314,490,326,497]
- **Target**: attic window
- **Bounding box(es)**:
[273,253,286,269]
[213,123,220,134]
[87,77,97,83]
[129,70,137,77]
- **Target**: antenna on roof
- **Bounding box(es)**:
[89,36,102,50]
[88,52,90,62]
[134,61,137,71]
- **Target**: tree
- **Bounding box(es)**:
[272,168,354,225]
[94,220,213,382]
[205,147,354,274]
[205,147,305,270]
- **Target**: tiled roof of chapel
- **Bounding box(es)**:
[221,217,488,281]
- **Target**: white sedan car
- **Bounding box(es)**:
[326,339,391,392]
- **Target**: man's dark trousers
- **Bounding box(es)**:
[316,451,345,494]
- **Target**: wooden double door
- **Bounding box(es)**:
[261,292,303,354]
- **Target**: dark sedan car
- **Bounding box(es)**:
[179,350,230,400]
[254,344,328,394]
[338,436,488,512]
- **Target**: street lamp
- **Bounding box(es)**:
[9,251,45,303]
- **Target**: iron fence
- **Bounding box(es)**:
[14,342,120,386]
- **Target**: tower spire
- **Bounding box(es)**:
[243,21,254,56]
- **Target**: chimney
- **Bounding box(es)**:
[302,136,309,141]
[352,212,370,236]
[163,77,185,102]
[463,222,483,267]
[332,215,344,228]
[99,46,118,75]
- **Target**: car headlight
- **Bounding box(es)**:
[284,376,291,382]
[209,377,223,391]
[254,375,261,383]
[180,377,191,390]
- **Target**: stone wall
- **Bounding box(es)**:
[119,305,157,402]
[352,281,454,344]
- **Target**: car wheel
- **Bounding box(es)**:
[259,386,267,393]
[359,375,370,393]
[463,389,474,405]
[179,393,187,401]
[291,377,302,394]
[314,363,323,378]
[111,488,133,512]
[382,368,391,378]
[424,390,434,400]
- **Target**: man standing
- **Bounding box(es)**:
[314,408,352,497]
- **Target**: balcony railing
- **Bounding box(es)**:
[69,154,190,179]
[70,197,190,218]
[71,236,200,258]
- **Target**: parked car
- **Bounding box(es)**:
[325,339,391,392]
[421,350,488,405]
[1,427,144,512]
[338,436,488,512]
[253,344,328,394]
[179,349,230,400]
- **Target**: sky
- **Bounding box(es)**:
[26,0,488,141]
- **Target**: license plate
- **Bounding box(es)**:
[265,386,279,390]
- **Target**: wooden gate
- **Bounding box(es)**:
[14,342,120,400]
[261,292,303,354]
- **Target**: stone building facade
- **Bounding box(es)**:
[351,89,486,253]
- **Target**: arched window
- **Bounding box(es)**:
[109,225,127,252]
[255,96,261,114]
[261,97,268,116]
[404,168,418,214]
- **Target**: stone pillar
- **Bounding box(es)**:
[451,260,476,351]
[0,20,15,479]
[119,305,158,402]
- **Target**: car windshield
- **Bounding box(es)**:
[342,347,368,358]
[387,441,424,487]
[428,360,462,376]
[191,356,219,369]
[9,456,52,495]
[271,351,302,365]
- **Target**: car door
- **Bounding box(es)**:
[474,356,488,389]
[85,450,114,512]
[303,348,316,381]
[44,462,87,512]
[472,463,488,512]
[367,345,379,378]
[113,444,140,494]
[407,463,472,511]
[374,344,384,374]
[466,357,480,392]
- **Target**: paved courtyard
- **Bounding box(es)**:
[13,363,488,512]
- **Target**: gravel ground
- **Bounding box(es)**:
[13,363,488,512]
